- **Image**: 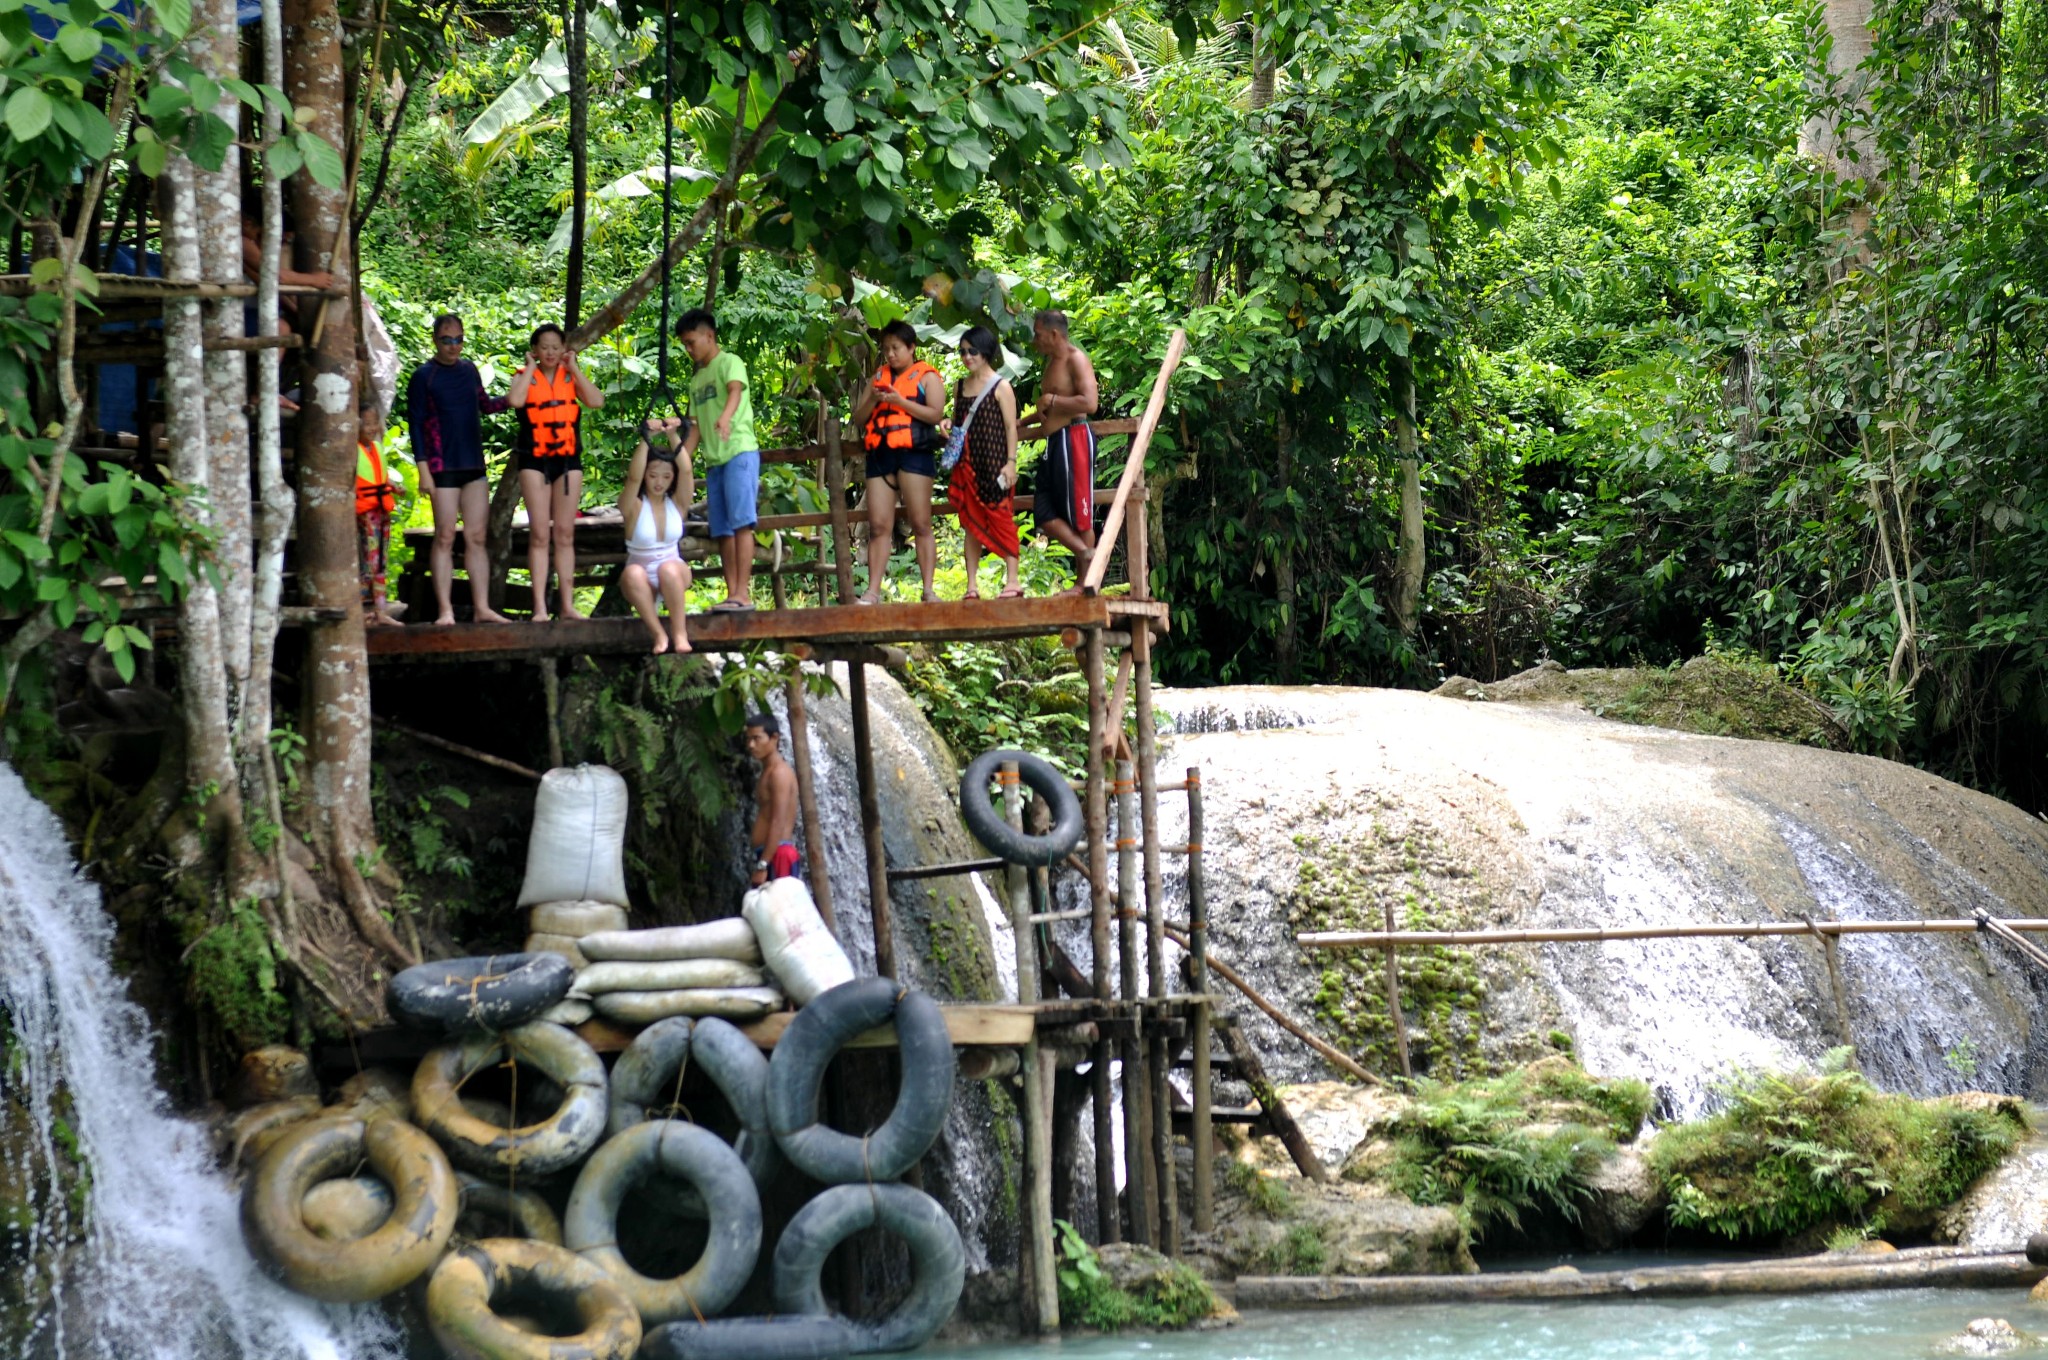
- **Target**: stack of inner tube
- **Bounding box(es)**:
[239,962,968,1360]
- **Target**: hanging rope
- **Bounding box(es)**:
[654,0,681,418]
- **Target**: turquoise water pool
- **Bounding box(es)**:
[928,1287,2043,1359]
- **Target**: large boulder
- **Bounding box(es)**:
[1184,1156,1473,1280]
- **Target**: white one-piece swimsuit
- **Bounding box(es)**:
[626,495,683,572]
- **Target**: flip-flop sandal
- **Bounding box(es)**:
[998,587,1027,599]
[711,599,754,612]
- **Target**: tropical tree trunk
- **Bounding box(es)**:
[160,117,244,865]
[1801,0,1881,181]
[1273,409,1297,681]
[1391,354,1424,637]
[564,0,588,327]
[287,0,413,968]
[1249,24,1277,109]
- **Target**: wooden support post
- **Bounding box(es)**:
[822,410,855,605]
[1814,922,1856,1070]
[849,661,896,980]
[1115,758,1154,1246]
[1384,894,1413,1080]
[1133,624,1177,1248]
[1007,763,1058,1333]
[1221,1021,1328,1183]
[787,674,835,933]
[1084,626,1119,1244]
[1187,768,1214,1234]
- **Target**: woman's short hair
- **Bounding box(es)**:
[877,319,919,351]
[960,326,1001,364]
[432,312,464,338]
[530,323,566,349]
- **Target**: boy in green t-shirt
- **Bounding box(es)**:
[677,308,760,610]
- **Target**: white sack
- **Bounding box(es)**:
[528,901,631,937]
[592,988,784,1024]
[742,878,855,1006]
[524,932,589,972]
[575,959,768,996]
[518,766,630,908]
[576,919,761,964]
[539,998,594,1026]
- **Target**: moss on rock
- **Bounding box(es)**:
[1442,654,1848,748]
[1647,1050,2027,1245]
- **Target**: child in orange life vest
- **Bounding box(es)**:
[509,323,605,622]
[355,400,402,627]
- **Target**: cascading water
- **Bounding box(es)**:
[0,764,401,1360]
[1146,684,2048,1119]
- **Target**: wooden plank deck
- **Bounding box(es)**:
[366,594,1167,662]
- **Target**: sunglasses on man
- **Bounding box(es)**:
[436,335,464,346]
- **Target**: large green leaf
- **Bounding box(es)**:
[463,42,571,146]
[5,87,53,142]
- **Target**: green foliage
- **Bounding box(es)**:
[902,638,1091,773]
[1379,1059,1646,1241]
[1647,1051,2027,1242]
[1225,1156,1296,1216]
[1051,1220,1221,1331]
[1266,1222,1329,1275]
[181,898,291,1044]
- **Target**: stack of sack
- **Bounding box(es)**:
[518,765,632,1026]
[575,919,781,1024]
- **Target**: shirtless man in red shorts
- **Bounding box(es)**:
[1018,310,1100,585]
[745,712,800,887]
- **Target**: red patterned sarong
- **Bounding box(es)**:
[948,464,1019,558]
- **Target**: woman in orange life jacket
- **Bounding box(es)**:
[508,323,605,622]
[849,319,946,605]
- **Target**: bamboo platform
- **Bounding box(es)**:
[364,594,1170,662]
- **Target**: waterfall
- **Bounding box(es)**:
[0,764,401,1360]
[1142,685,2048,1120]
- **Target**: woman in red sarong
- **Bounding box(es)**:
[946,326,1022,599]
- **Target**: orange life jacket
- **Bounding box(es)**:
[522,365,581,460]
[355,439,394,515]
[863,360,939,453]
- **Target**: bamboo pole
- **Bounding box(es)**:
[1115,758,1153,1246]
[1084,626,1119,1244]
[1383,895,1412,1080]
[771,572,835,929]
[373,717,542,782]
[1237,1248,2046,1310]
[1082,329,1187,594]
[1007,763,1058,1333]
[1131,503,1176,1250]
[1165,924,1382,1087]
[1301,919,2048,949]
[849,662,896,980]
[1186,768,1214,1235]
[822,409,855,604]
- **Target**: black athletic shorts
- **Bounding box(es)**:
[430,466,487,489]
[517,452,583,484]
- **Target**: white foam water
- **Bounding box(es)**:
[0,763,400,1359]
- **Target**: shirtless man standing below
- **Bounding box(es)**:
[744,712,800,887]
[1018,310,1100,585]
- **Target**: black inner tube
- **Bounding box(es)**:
[958,748,1083,867]
[387,952,575,1034]
[771,1183,965,1354]
[766,979,955,1186]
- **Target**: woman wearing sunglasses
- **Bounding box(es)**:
[405,313,514,624]
[946,326,1022,599]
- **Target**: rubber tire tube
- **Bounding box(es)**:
[772,1183,965,1353]
[413,1021,607,1178]
[643,1317,861,1360]
[241,1115,459,1302]
[766,978,955,1184]
[387,952,575,1034]
[301,1176,394,1242]
[426,1237,640,1360]
[457,1171,564,1245]
[564,1119,763,1324]
[958,748,1084,867]
[608,1016,781,1193]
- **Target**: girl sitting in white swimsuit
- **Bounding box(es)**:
[620,417,693,655]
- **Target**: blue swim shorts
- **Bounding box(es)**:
[706,450,760,539]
